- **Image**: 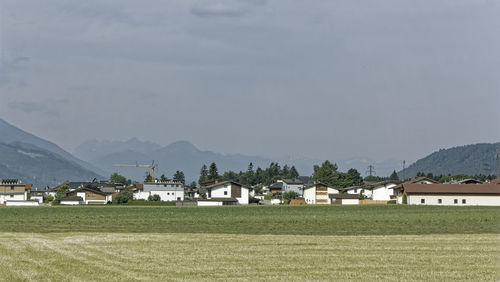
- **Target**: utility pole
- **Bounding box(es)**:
[366,165,375,177]
[403,160,406,181]
[496,149,500,178]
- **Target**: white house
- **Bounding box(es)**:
[400,183,500,206]
[346,181,399,201]
[0,179,32,204]
[282,179,307,196]
[134,182,184,202]
[197,180,250,206]
[394,177,440,204]
[303,183,339,204]
[64,187,112,205]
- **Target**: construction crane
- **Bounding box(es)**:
[113,161,157,182]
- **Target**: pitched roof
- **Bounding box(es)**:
[491,178,500,185]
[202,180,244,189]
[282,178,306,185]
[403,183,500,195]
[329,194,359,199]
[269,182,284,189]
[71,187,108,196]
[457,179,483,184]
[303,182,331,190]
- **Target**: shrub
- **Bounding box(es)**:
[53,185,70,205]
[402,194,407,205]
[44,195,54,203]
[113,189,134,204]
[148,194,161,201]
[264,195,272,200]
[282,191,299,201]
[387,200,397,205]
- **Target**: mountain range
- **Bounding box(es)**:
[0,118,103,188]
[74,138,406,182]
[1,117,498,187]
[399,143,500,178]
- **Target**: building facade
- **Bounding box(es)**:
[0,179,32,204]
[134,182,185,202]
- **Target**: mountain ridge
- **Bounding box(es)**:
[398,142,500,178]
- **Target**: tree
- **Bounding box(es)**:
[188,181,197,188]
[402,194,407,204]
[148,194,161,201]
[364,175,384,182]
[246,162,255,186]
[312,160,339,187]
[288,166,299,179]
[53,184,70,205]
[281,165,290,179]
[389,170,399,180]
[145,172,152,183]
[282,191,299,201]
[159,174,169,182]
[208,162,219,181]
[347,168,364,186]
[173,171,185,184]
[199,164,208,184]
[113,189,134,204]
[108,173,130,186]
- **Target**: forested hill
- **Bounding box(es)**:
[399,143,499,178]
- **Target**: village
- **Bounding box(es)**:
[2,174,500,207]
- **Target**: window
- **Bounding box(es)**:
[421,199,425,204]
[354,189,357,193]
[177,197,181,201]
[438,199,442,204]
[462,199,466,204]
[454,199,458,204]
[224,191,228,196]
[167,192,170,195]
[10,195,14,198]
[10,186,14,190]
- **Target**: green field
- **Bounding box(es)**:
[0,205,498,235]
[0,205,498,281]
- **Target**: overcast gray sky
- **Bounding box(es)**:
[0,0,499,162]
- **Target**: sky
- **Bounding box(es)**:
[0,0,499,163]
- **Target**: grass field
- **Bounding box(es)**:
[0,233,498,281]
[0,205,498,235]
[0,205,498,281]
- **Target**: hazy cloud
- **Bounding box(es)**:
[7,101,46,113]
[0,1,499,164]
[190,0,266,17]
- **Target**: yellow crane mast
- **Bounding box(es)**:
[113,161,157,182]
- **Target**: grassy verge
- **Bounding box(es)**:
[0,233,497,281]
[0,205,498,235]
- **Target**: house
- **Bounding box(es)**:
[329,194,359,205]
[393,177,439,204]
[457,179,483,184]
[398,183,500,206]
[345,180,400,201]
[267,177,310,196]
[134,181,184,202]
[197,180,250,206]
[0,179,32,204]
[303,183,339,204]
[65,187,112,205]
[282,178,308,196]
[267,182,283,195]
